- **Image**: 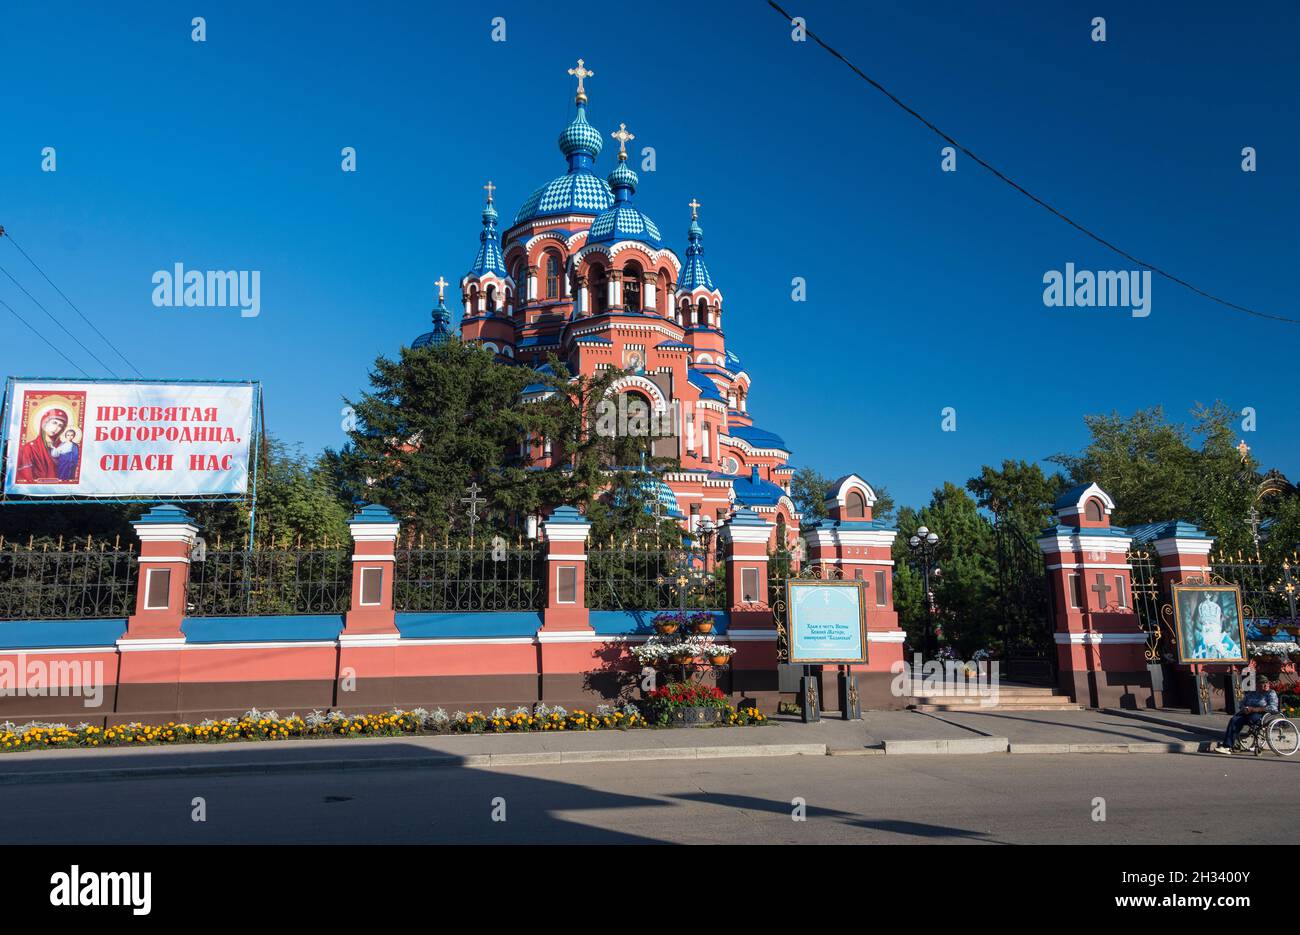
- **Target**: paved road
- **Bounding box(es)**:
[3,750,1295,844]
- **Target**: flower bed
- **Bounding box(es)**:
[642,683,767,728]
[0,700,767,754]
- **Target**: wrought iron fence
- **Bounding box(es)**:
[1127,548,1165,661]
[0,537,138,620]
[1210,551,1300,625]
[585,536,723,611]
[394,540,543,612]
[186,546,351,616]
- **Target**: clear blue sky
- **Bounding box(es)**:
[2,1,1297,510]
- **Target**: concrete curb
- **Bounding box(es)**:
[1009,741,1208,755]
[883,737,1009,755]
[0,743,829,786]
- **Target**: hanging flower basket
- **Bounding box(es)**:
[653,612,687,635]
[688,612,716,634]
[710,654,731,667]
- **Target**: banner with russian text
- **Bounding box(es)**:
[3,380,255,497]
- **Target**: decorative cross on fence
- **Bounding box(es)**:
[461,482,486,543]
[657,549,709,614]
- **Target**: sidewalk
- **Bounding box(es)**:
[0,708,1250,785]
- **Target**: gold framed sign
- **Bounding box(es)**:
[1171,584,1248,665]
[786,579,868,664]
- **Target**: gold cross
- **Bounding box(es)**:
[688,198,701,220]
[434,276,448,302]
[611,122,634,160]
[483,180,495,202]
[567,58,594,102]
[1238,439,1250,462]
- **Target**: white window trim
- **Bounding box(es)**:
[144,567,171,611]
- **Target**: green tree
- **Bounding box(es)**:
[967,459,1068,534]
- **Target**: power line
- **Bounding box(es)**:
[0,258,120,376]
[767,1,1299,326]
[1,227,145,375]
[0,295,91,377]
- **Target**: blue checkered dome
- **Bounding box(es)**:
[412,295,453,348]
[586,154,663,248]
[515,101,615,224]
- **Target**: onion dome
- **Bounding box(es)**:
[469,182,507,277]
[610,457,684,518]
[587,122,662,247]
[412,276,453,348]
[678,199,715,291]
[514,61,614,224]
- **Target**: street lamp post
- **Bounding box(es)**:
[909,526,941,658]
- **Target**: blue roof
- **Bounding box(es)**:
[687,369,725,402]
[731,471,787,507]
[184,615,344,643]
[591,610,730,635]
[1053,483,1095,509]
[610,473,684,519]
[575,335,612,345]
[804,517,895,532]
[397,612,542,639]
[678,216,715,291]
[1126,520,1210,544]
[729,424,789,451]
[657,341,691,350]
[0,618,123,649]
[514,101,614,224]
[518,335,560,347]
[468,199,508,277]
[1038,523,1133,539]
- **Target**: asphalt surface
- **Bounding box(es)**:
[5,747,1295,844]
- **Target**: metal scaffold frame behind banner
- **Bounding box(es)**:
[0,376,266,548]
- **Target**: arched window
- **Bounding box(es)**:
[485,285,497,313]
[622,262,642,312]
[846,490,867,519]
[545,253,561,300]
[702,422,711,460]
[776,514,788,552]
[590,266,608,314]
[1085,498,1105,522]
[512,263,527,307]
[696,298,708,328]
[468,287,480,316]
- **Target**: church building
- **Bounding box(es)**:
[412,61,801,549]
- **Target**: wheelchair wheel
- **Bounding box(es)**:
[1265,717,1300,757]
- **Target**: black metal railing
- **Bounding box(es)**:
[394,542,543,612]
[0,539,138,620]
[1210,552,1300,626]
[186,547,351,617]
[1127,548,1164,660]
[585,538,723,611]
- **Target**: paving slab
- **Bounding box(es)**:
[926,708,1216,746]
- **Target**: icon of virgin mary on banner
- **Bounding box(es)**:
[13,391,86,485]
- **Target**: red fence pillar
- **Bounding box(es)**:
[719,507,778,709]
[123,504,198,642]
[1037,483,1150,708]
[341,503,400,638]
[539,506,592,632]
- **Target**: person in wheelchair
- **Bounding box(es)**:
[1215,677,1279,754]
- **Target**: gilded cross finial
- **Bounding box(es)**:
[483,180,496,203]
[611,122,634,161]
[1238,439,1251,463]
[688,198,701,220]
[434,276,448,303]
[567,58,594,103]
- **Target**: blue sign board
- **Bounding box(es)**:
[787,581,868,664]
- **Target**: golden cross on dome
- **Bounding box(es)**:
[1238,439,1251,463]
[688,198,701,220]
[483,180,495,202]
[434,276,448,302]
[567,58,594,102]
[611,122,634,160]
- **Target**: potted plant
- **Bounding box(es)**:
[653,612,685,635]
[708,644,736,666]
[688,611,716,635]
